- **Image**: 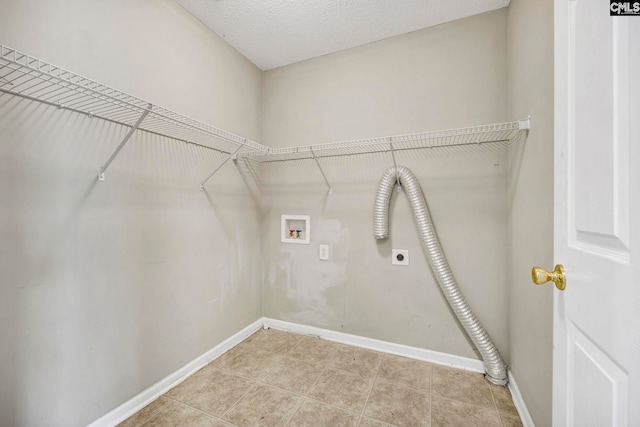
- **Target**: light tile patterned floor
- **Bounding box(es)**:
[119,328,523,427]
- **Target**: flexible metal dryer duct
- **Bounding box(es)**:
[374,165,508,385]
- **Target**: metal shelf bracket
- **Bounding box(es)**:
[389,139,401,193]
[99,103,152,181]
[310,147,332,194]
[200,140,245,191]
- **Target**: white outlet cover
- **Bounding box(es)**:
[319,244,329,261]
[392,249,409,266]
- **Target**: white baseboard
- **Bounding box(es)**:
[507,370,536,427]
[262,317,485,373]
[266,318,535,425]
[89,317,534,427]
[87,318,264,427]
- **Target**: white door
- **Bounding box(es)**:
[553,0,640,425]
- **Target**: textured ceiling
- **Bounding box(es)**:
[177,0,510,71]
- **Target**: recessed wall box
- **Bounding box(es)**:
[281,215,310,244]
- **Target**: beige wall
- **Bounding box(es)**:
[261,10,511,361]
[507,0,554,425]
[0,1,262,426]
[263,9,508,147]
[0,2,556,425]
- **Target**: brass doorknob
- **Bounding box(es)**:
[531,264,566,290]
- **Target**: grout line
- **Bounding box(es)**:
[356,354,383,426]
[488,385,507,427]
[303,396,366,417]
[429,362,433,427]
[488,385,501,426]
[156,328,508,427]
[358,373,433,392]
[282,397,306,427]
[151,399,222,425]
[129,397,171,427]
[217,381,261,426]
[221,350,290,421]
[434,395,506,414]
[255,331,435,426]
[283,339,342,426]
[192,332,293,426]
[164,377,255,424]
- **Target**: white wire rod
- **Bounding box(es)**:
[143,120,232,147]
[148,121,221,141]
[310,148,332,194]
[238,119,527,161]
[31,81,78,100]
[46,87,95,105]
[252,138,513,163]
[79,100,133,117]
[93,109,143,124]
[9,74,61,95]
[0,64,26,84]
[2,53,247,149]
[11,79,78,103]
[7,64,267,151]
[3,63,148,120]
[63,96,114,112]
[99,104,152,181]
[0,87,234,158]
[38,78,145,117]
[200,142,245,191]
[17,66,92,96]
[0,67,20,85]
[0,44,270,154]
[104,109,149,124]
[388,140,401,193]
[145,108,268,153]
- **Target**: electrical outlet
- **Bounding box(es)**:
[319,244,329,261]
[392,249,409,266]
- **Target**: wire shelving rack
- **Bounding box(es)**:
[239,119,529,163]
[0,44,530,193]
[0,44,270,187]
[238,119,530,193]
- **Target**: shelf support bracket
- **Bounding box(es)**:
[99,103,152,181]
[310,147,332,194]
[389,139,401,192]
[200,141,245,191]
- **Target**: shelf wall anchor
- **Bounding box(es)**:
[389,139,401,192]
[310,147,332,195]
[200,141,245,191]
[99,103,152,181]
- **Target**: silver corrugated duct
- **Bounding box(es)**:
[374,165,507,385]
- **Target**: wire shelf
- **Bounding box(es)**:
[0,43,530,192]
[0,44,270,155]
[239,119,529,162]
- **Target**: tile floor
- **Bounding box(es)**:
[119,328,523,427]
